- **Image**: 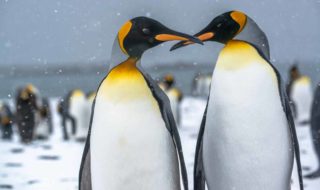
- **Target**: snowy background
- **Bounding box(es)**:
[0,0,320,189]
[0,98,319,189]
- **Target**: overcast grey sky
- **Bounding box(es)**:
[0,0,319,67]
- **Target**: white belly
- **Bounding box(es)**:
[90,95,180,190]
[70,98,88,138]
[291,80,313,122]
[203,64,293,190]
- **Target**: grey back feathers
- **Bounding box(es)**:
[236,16,270,60]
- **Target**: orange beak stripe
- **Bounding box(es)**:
[183,32,214,45]
[155,34,190,41]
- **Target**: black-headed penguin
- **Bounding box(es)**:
[79,17,202,190]
[15,84,40,143]
[171,11,304,190]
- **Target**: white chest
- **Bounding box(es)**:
[203,63,293,189]
[90,79,180,190]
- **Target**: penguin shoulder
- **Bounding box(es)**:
[295,76,311,86]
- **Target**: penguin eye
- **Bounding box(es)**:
[142,28,151,35]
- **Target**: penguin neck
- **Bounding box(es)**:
[216,40,266,70]
[109,38,141,71]
[101,57,154,102]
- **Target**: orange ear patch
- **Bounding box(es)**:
[118,21,132,55]
[230,11,247,34]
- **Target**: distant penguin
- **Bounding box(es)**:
[305,83,320,178]
[288,69,313,125]
[162,74,183,125]
[192,73,211,97]
[79,17,201,190]
[69,89,88,142]
[83,91,96,137]
[57,96,76,141]
[34,98,51,140]
[15,84,40,143]
[0,102,14,140]
[42,98,53,134]
[171,11,303,190]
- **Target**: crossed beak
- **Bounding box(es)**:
[170,32,214,51]
[154,28,204,45]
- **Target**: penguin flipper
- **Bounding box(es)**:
[251,45,304,190]
[139,68,189,190]
[267,62,304,190]
[163,106,189,190]
[194,104,208,190]
[78,100,96,190]
[283,93,304,190]
[79,146,92,190]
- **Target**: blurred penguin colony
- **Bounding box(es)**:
[0,72,188,143]
[286,65,320,178]
[1,66,319,144]
[0,84,96,144]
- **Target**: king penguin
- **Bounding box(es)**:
[162,74,183,125]
[287,65,313,125]
[15,84,40,143]
[79,17,202,190]
[171,11,304,190]
[69,89,88,141]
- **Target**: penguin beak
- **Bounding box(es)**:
[170,31,214,51]
[155,29,203,45]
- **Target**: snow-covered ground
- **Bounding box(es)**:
[0,97,319,189]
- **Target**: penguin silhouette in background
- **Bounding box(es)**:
[305,83,320,178]
[42,97,53,134]
[287,65,313,125]
[57,97,75,140]
[68,89,88,142]
[79,17,202,190]
[34,99,51,140]
[83,91,96,139]
[15,84,40,143]
[171,11,303,190]
[58,90,85,141]
[0,101,14,140]
[193,73,212,97]
[162,74,183,125]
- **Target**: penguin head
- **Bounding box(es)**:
[117,17,203,58]
[71,89,85,100]
[19,84,37,100]
[163,74,175,88]
[171,11,270,59]
[290,64,300,80]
